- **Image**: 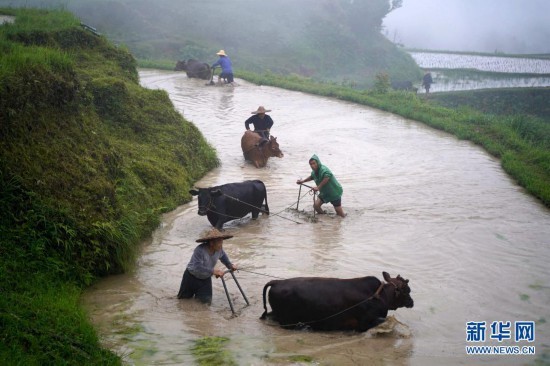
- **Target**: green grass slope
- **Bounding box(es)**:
[0,8,218,364]
[429,87,550,120]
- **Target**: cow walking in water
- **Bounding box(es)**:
[261,272,413,332]
[189,180,269,229]
[174,59,211,80]
[241,131,283,168]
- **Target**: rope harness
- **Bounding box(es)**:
[202,188,317,225]
[238,268,286,279]
[225,268,397,327]
[201,187,365,321]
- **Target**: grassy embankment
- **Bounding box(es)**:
[429,87,550,120]
[0,8,218,365]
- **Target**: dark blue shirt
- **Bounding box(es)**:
[245,114,274,131]
[212,56,233,73]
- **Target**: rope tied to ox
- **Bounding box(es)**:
[215,191,315,225]
[237,268,286,279]
[236,266,398,329]
[199,183,318,225]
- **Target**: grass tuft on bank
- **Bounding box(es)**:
[1,8,218,364]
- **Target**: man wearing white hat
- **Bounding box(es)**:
[245,106,275,143]
[177,228,238,304]
[211,49,234,84]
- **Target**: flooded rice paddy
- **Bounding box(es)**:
[410,51,550,92]
[82,70,550,365]
[410,52,550,74]
[418,71,550,93]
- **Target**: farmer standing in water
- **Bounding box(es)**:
[296,154,346,218]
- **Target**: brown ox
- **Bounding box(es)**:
[241,130,283,168]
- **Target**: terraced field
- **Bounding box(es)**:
[408,51,550,92]
[410,52,550,74]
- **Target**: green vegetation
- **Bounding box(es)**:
[288,354,315,363]
[1,8,218,364]
[429,88,550,120]
[191,336,236,366]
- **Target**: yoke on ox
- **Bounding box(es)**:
[189,180,269,229]
[241,130,284,168]
[261,272,413,332]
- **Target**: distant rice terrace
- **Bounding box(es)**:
[407,51,550,92]
[410,51,550,73]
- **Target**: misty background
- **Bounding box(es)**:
[383,0,550,54]
[1,0,548,88]
[0,0,420,86]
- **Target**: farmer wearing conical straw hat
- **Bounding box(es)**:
[245,105,275,144]
[211,49,234,84]
[177,228,238,304]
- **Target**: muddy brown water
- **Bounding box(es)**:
[82,70,550,365]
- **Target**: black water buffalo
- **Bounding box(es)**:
[174,59,211,80]
[189,180,269,229]
[391,80,418,93]
[261,272,413,332]
[174,60,186,71]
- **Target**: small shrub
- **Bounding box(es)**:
[373,72,390,93]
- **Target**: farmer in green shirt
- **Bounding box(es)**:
[296,154,346,218]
